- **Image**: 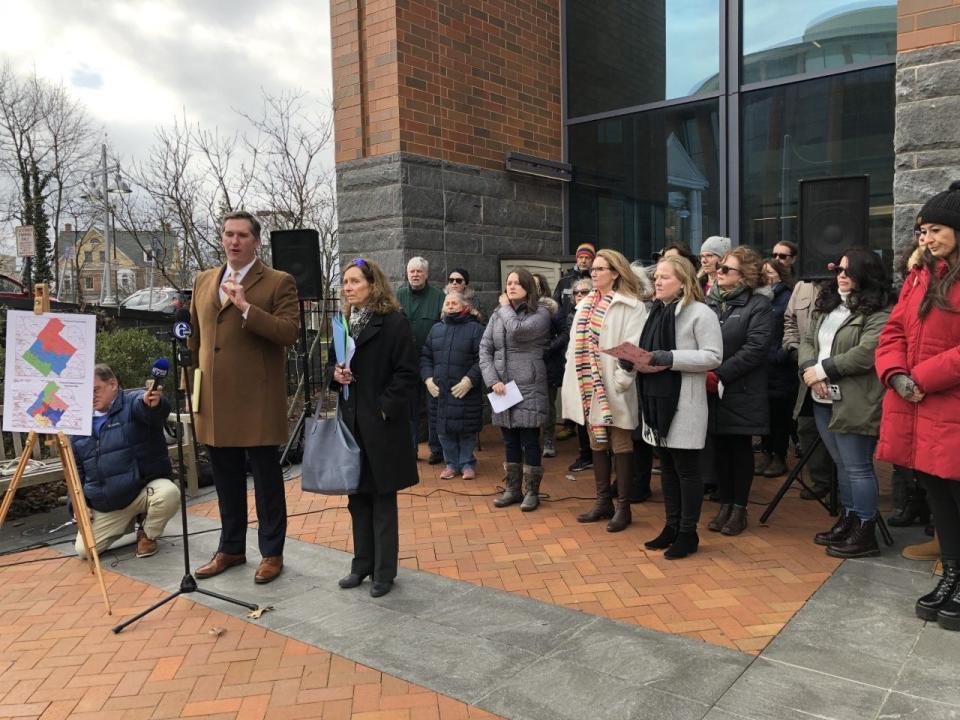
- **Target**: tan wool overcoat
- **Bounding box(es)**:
[189,259,299,447]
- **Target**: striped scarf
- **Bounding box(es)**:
[574,290,615,443]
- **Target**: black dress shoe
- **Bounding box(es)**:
[338,573,368,589]
[370,580,393,597]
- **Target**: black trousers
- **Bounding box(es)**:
[660,447,703,532]
[576,423,592,462]
[207,445,287,557]
[713,434,754,506]
[918,472,960,562]
[762,395,795,459]
[634,439,653,489]
[501,427,541,467]
[348,491,399,582]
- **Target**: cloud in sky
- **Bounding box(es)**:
[0,0,333,161]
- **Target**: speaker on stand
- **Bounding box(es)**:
[270,229,323,466]
[797,176,870,280]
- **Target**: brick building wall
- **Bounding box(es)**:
[894,0,960,259]
[331,0,565,295]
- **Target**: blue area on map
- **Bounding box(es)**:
[27,340,71,374]
[25,396,65,427]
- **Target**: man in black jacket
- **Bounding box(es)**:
[71,364,179,560]
[553,242,595,318]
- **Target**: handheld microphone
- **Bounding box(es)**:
[146,357,170,392]
[173,309,192,341]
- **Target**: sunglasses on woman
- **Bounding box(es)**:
[717,265,741,275]
[573,289,590,296]
[829,264,850,277]
[448,277,465,284]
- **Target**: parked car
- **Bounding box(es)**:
[0,273,29,300]
[119,287,187,314]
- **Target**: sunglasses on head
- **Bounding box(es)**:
[448,276,465,284]
[717,265,740,275]
[772,252,793,260]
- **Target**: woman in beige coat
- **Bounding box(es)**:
[561,249,647,532]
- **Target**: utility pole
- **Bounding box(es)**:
[98,143,116,305]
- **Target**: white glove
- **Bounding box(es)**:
[450,376,473,399]
[425,377,440,398]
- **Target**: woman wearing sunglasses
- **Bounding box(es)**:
[704,246,773,536]
[797,247,891,558]
[445,268,485,324]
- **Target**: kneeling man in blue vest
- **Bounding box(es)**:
[70,363,179,559]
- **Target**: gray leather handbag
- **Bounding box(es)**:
[301,391,362,495]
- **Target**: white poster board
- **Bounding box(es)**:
[15,225,36,257]
[2,310,96,436]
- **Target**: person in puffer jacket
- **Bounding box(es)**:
[70,363,178,560]
[421,292,485,480]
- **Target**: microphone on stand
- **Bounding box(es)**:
[146,357,170,392]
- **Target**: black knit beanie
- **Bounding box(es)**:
[918,180,960,231]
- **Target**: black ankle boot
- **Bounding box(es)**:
[826,517,880,558]
[644,525,678,550]
[814,509,855,547]
[937,579,960,632]
[917,560,960,621]
[664,531,699,560]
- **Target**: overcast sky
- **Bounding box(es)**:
[0,0,333,164]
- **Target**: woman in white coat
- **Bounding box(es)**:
[561,249,647,532]
[631,255,722,558]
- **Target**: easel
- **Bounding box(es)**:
[0,284,111,614]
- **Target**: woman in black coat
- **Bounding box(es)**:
[421,292,484,479]
[704,246,773,536]
[331,258,420,598]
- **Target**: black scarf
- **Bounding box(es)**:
[637,299,682,446]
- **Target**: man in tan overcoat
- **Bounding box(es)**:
[189,210,299,584]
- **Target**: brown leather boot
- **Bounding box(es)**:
[721,505,748,536]
[902,534,939,561]
[577,451,614,522]
[606,453,633,533]
[707,504,733,532]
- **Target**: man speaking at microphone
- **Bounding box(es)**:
[71,363,179,559]
[189,210,299,584]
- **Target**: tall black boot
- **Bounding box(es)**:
[888,480,930,527]
[917,559,960,621]
[577,451,614,522]
[607,453,633,533]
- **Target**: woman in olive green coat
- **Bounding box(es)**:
[795,248,891,559]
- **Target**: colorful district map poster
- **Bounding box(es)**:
[2,310,95,436]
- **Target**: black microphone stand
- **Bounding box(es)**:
[112,335,259,633]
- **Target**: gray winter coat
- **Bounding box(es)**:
[479,302,551,428]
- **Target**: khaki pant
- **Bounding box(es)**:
[587,426,634,454]
[75,478,180,559]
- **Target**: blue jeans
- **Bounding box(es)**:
[501,427,541,467]
[438,432,477,471]
[812,403,878,521]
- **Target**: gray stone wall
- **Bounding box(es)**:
[894,42,960,269]
[336,152,564,307]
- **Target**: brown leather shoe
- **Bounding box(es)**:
[254,556,283,584]
[136,528,158,559]
[195,552,246,579]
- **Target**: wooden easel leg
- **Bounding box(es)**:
[57,433,112,616]
[0,432,39,529]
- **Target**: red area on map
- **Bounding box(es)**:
[37,318,77,355]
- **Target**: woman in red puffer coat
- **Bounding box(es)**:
[876,180,960,631]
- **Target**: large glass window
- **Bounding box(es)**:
[740,65,894,259]
[742,0,896,85]
[566,0,720,119]
[569,99,720,262]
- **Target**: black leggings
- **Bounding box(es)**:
[919,472,960,562]
[713,434,754,506]
[659,447,703,532]
[762,395,795,460]
[501,427,541,467]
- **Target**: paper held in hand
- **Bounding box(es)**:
[487,380,523,413]
[600,342,649,366]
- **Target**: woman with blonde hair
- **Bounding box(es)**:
[331,258,420,597]
[631,255,722,557]
[561,249,647,532]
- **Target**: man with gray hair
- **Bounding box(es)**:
[397,256,446,462]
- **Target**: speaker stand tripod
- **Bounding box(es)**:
[112,338,259,633]
[281,298,327,467]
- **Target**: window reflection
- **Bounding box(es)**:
[569,100,720,262]
[740,65,894,258]
[742,1,896,85]
[566,0,720,118]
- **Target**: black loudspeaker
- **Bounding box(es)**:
[798,176,870,280]
[270,229,322,299]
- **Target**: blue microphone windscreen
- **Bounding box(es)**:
[152,358,171,377]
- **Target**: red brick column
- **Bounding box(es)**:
[898,0,960,51]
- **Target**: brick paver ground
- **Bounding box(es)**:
[192,427,895,654]
[0,550,501,720]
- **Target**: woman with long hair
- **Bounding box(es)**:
[635,256,722,558]
[797,247,891,558]
[560,249,647,532]
[480,268,552,511]
[704,246,773,536]
[331,258,420,598]
[755,257,798,478]
[876,181,960,629]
